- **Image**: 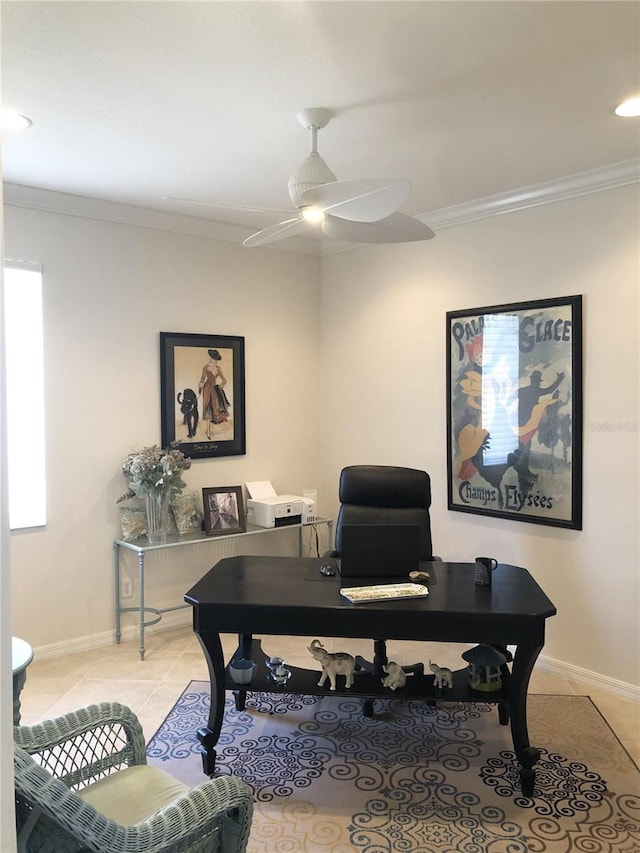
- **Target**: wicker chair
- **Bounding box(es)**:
[14,702,253,853]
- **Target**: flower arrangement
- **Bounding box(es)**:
[117,444,191,502]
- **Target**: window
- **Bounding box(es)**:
[3,264,46,528]
[480,313,520,466]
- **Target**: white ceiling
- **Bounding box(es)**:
[2,1,639,254]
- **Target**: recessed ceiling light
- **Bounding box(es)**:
[615,97,640,117]
[0,109,33,130]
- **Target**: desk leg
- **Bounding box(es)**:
[510,642,543,796]
[196,631,226,776]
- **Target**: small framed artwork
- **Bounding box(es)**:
[446,295,583,530]
[202,486,246,536]
[160,332,246,459]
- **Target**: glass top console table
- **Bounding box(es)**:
[114,518,333,659]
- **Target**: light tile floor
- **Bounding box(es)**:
[18,627,640,765]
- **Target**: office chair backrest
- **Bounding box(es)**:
[335,465,433,560]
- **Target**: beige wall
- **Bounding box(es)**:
[5,206,323,650]
[319,184,639,688]
[4,182,639,690]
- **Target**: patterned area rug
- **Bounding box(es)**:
[148,682,640,852]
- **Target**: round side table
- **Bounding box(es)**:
[12,636,34,725]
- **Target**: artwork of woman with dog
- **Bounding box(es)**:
[172,346,234,444]
[162,332,245,460]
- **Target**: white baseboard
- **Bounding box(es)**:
[30,609,193,661]
[538,653,640,702]
[30,625,640,702]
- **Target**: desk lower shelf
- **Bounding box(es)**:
[226,639,510,713]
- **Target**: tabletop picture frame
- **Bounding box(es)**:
[202,485,246,536]
[160,332,246,459]
[446,294,583,530]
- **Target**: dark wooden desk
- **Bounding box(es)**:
[185,556,556,795]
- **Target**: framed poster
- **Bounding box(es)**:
[446,295,582,529]
[202,486,246,536]
[160,332,246,459]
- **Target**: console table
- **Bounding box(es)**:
[114,518,332,659]
[185,555,556,796]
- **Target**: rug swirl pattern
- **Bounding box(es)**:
[148,684,639,852]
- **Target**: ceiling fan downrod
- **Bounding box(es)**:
[288,108,336,208]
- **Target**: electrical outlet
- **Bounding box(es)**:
[121,577,133,599]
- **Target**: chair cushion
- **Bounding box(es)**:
[78,764,188,825]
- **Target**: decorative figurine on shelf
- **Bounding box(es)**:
[462,645,507,692]
[307,639,356,691]
[381,661,407,691]
[429,659,453,689]
[272,665,292,685]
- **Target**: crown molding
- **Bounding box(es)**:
[1,184,321,255]
[4,159,639,256]
[420,159,640,231]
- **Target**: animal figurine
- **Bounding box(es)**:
[177,388,199,438]
[307,639,355,691]
[429,659,453,689]
[381,661,407,691]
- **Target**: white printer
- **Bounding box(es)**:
[246,481,303,528]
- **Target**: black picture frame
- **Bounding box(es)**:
[446,295,583,530]
[202,486,246,536]
[160,332,246,459]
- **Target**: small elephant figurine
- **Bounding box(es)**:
[307,639,355,691]
[429,659,453,689]
[381,661,406,691]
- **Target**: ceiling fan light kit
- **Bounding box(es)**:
[242,107,435,248]
[301,206,325,224]
[287,153,337,208]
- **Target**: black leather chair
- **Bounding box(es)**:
[326,464,435,687]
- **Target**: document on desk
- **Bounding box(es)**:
[340,582,429,604]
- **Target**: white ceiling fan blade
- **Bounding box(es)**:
[243,216,310,247]
[302,179,411,223]
[322,212,435,244]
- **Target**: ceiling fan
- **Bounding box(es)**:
[242,108,435,247]
[166,109,435,248]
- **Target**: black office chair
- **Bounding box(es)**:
[326,464,435,683]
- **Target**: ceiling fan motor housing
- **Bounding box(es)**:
[288,153,337,208]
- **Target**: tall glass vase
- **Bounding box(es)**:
[145,489,170,545]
